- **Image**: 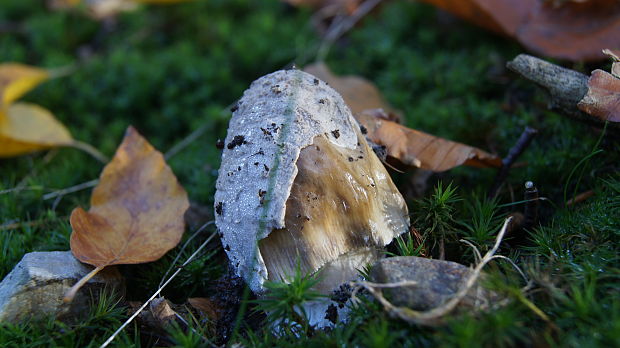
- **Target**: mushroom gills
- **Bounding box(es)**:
[259,131,409,294]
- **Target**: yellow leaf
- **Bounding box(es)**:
[0,103,73,157]
[0,63,49,107]
[134,0,193,3]
[65,126,189,302]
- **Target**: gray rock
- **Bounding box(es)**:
[370,256,495,311]
[0,251,124,323]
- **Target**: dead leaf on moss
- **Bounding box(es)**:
[603,49,620,78]
[419,0,620,61]
[303,62,402,121]
[187,297,220,321]
[0,103,73,157]
[577,70,620,122]
[150,297,178,326]
[357,109,502,172]
[0,64,49,107]
[65,126,189,302]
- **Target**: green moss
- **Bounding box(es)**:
[1,0,619,346]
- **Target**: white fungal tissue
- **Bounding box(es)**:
[214,69,409,297]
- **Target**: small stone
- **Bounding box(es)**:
[370,256,495,311]
[0,251,124,323]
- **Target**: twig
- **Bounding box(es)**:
[69,140,109,163]
[0,217,66,231]
[42,179,99,200]
[354,217,517,326]
[100,229,217,348]
[506,54,592,122]
[173,312,217,347]
[565,190,595,206]
[0,186,44,196]
[158,221,214,289]
[316,0,383,61]
[489,127,538,198]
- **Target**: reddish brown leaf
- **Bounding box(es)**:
[577,70,620,122]
[187,297,220,321]
[419,0,620,61]
[150,297,177,326]
[303,62,401,121]
[357,109,502,172]
[604,49,620,77]
[65,126,189,301]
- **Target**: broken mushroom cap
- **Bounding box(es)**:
[214,69,409,295]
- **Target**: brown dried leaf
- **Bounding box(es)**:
[150,297,178,326]
[303,62,401,121]
[419,0,620,62]
[357,109,502,172]
[604,49,620,77]
[65,126,189,301]
[577,69,620,122]
[187,297,220,321]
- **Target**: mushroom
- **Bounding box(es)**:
[214,69,409,325]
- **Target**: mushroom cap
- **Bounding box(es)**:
[214,69,409,294]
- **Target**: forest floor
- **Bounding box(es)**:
[1,0,619,347]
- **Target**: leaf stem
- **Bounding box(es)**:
[64,265,105,303]
[69,140,109,163]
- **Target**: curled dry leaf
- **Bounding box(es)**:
[577,70,620,122]
[187,297,220,321]
[303,62,401,120]
[603,49,620,78]
[357,109,502,172]
[419,0,620,61]
[0,103,73,157]
[149,297,178,327]
[65,126,189,302]
[0,63,49,107]
[303,62,500,172]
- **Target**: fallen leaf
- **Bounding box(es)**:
[418,0,620,61]
[150,297,178,326]
[0,103,73,157]
[303,62,401,121]
[577,70,620,122]
[303,62,500,171]
[357,109,502,172]
[0,63,49,107]
[187,297,220,321]
[603,49,620,78]
[64,126,189,302]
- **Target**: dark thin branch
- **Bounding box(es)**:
[489,127,538,198]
